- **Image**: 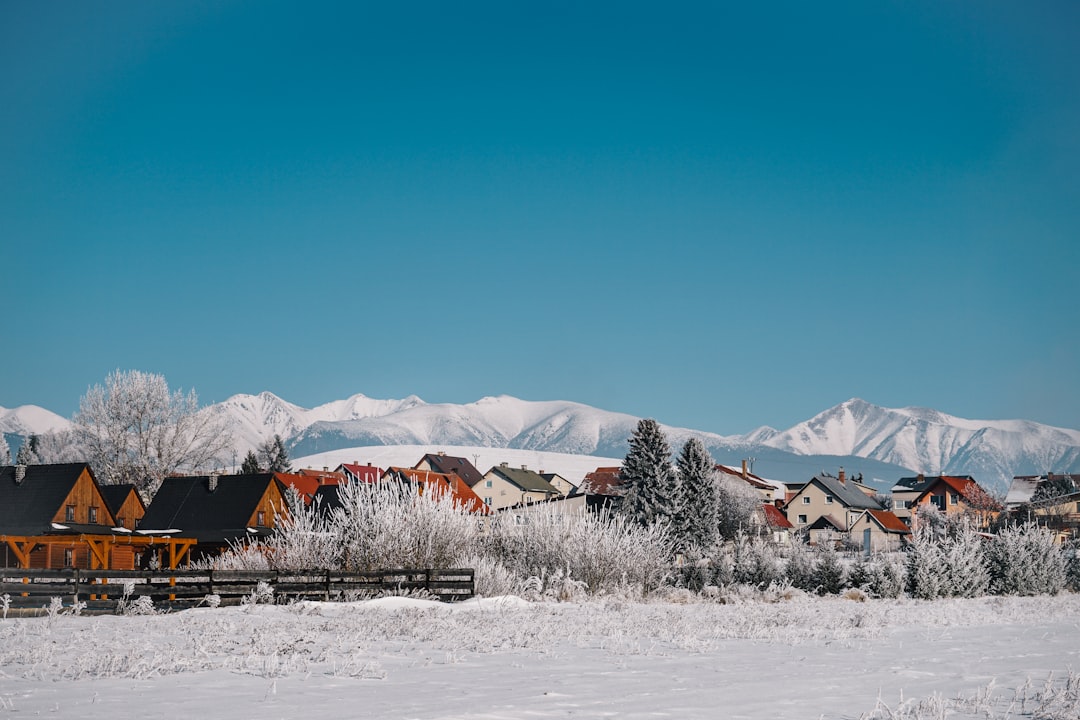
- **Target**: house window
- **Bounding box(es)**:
[64,548,74,568]
[797,514,808,524]
[484,497,493,506]
[485,480,493,488]
[825,495,834,504]
[950,494,959,506]
[256,511,266,526]
[802,496,811,505]
[117,516,125,529]
[88,506,98,523]
[894,499,902,509]
[65,505,75,522]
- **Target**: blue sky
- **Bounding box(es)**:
[3,1,1078,435]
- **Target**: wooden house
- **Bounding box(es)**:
[0,463,188,570]
[98,484,146,531]
[138,473,289,565]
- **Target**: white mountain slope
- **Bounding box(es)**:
[0,405,71,436]
[761,398,1080,483]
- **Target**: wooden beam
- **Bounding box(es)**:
[2,538,36,569]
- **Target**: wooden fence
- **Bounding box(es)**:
[0,567,474,614]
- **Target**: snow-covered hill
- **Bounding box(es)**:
[7,392,1078,490]
[0,405,70,436]
[760,398,1080,485]
[292,444,623,486]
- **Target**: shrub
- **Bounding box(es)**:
[732,534,784,588]
[907,523,989,599]
[987,523,1065,596]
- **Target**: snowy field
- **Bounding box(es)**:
[2,593,1079,719]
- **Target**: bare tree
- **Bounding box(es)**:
[72,369,232,497]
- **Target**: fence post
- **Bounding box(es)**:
[325,569,331,601]
[73,568,81,603]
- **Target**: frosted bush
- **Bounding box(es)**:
[732,534,785,589]
[987,523,1065,596]
[1,593,9,620]
[849,553,906,599]
[784,544,818,592]
[908,523,989,599]
[814,545,848,595]
[484,504,672,597]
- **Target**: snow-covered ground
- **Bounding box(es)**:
[2,593,1078,719]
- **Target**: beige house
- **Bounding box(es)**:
[847,509,911,552]
[478,463,563,511]
[783,470,883,532]
[715,461,785,504]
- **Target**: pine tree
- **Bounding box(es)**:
[259,434,291,473]
[618,419,680,528]
[240,450,261,475]
[0,434,10,465]
[15,437,37,465]
[675,438,720,552]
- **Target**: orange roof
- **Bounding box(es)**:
[914,475,996,507]
[273,472,331,505]
[382,467,490,514]
[761,503,793,529]
[865,509,911,534]
[581,466,622,495]
[338,463,382,483]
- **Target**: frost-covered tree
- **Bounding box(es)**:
[675,438,720,553]
[814,545,848,595]
[15,437,37,465]
[716,473,763,540]
[907,523,989,599]
[259,434,291,473]
[72,369,232,497]
[618,419,680,528]
[0,434,10,464]
[240,449,261,475]
[732,533,785,588]
[31,430,86,464]
[987,523,1065,596]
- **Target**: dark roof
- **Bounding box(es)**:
[895,475,974,493]
[98,484,143,518]
[416,454,485,488]
[487,464,561,495]
[804,473,882,510]
[312,484,345,514]
[0,463,106,535]
[139,473,286,541]
[807,514,846,531]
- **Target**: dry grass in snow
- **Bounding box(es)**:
[1,593,1078,718]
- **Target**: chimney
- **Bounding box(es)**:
[838,467,846,485]
[521,464,527,471]
[15,464,26,484]
[501,462,508,468]
[323,466,328,472]
[208,473,219,492]
[741,459,748,479]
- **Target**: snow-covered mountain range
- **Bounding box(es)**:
[5,394,1079,491]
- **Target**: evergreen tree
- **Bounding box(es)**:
[675,437,720,552]
[259,434,291,473]
[240,449,261,475]
[15,437,37,465]
[0,434,10,464]
[618,419,680,528]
